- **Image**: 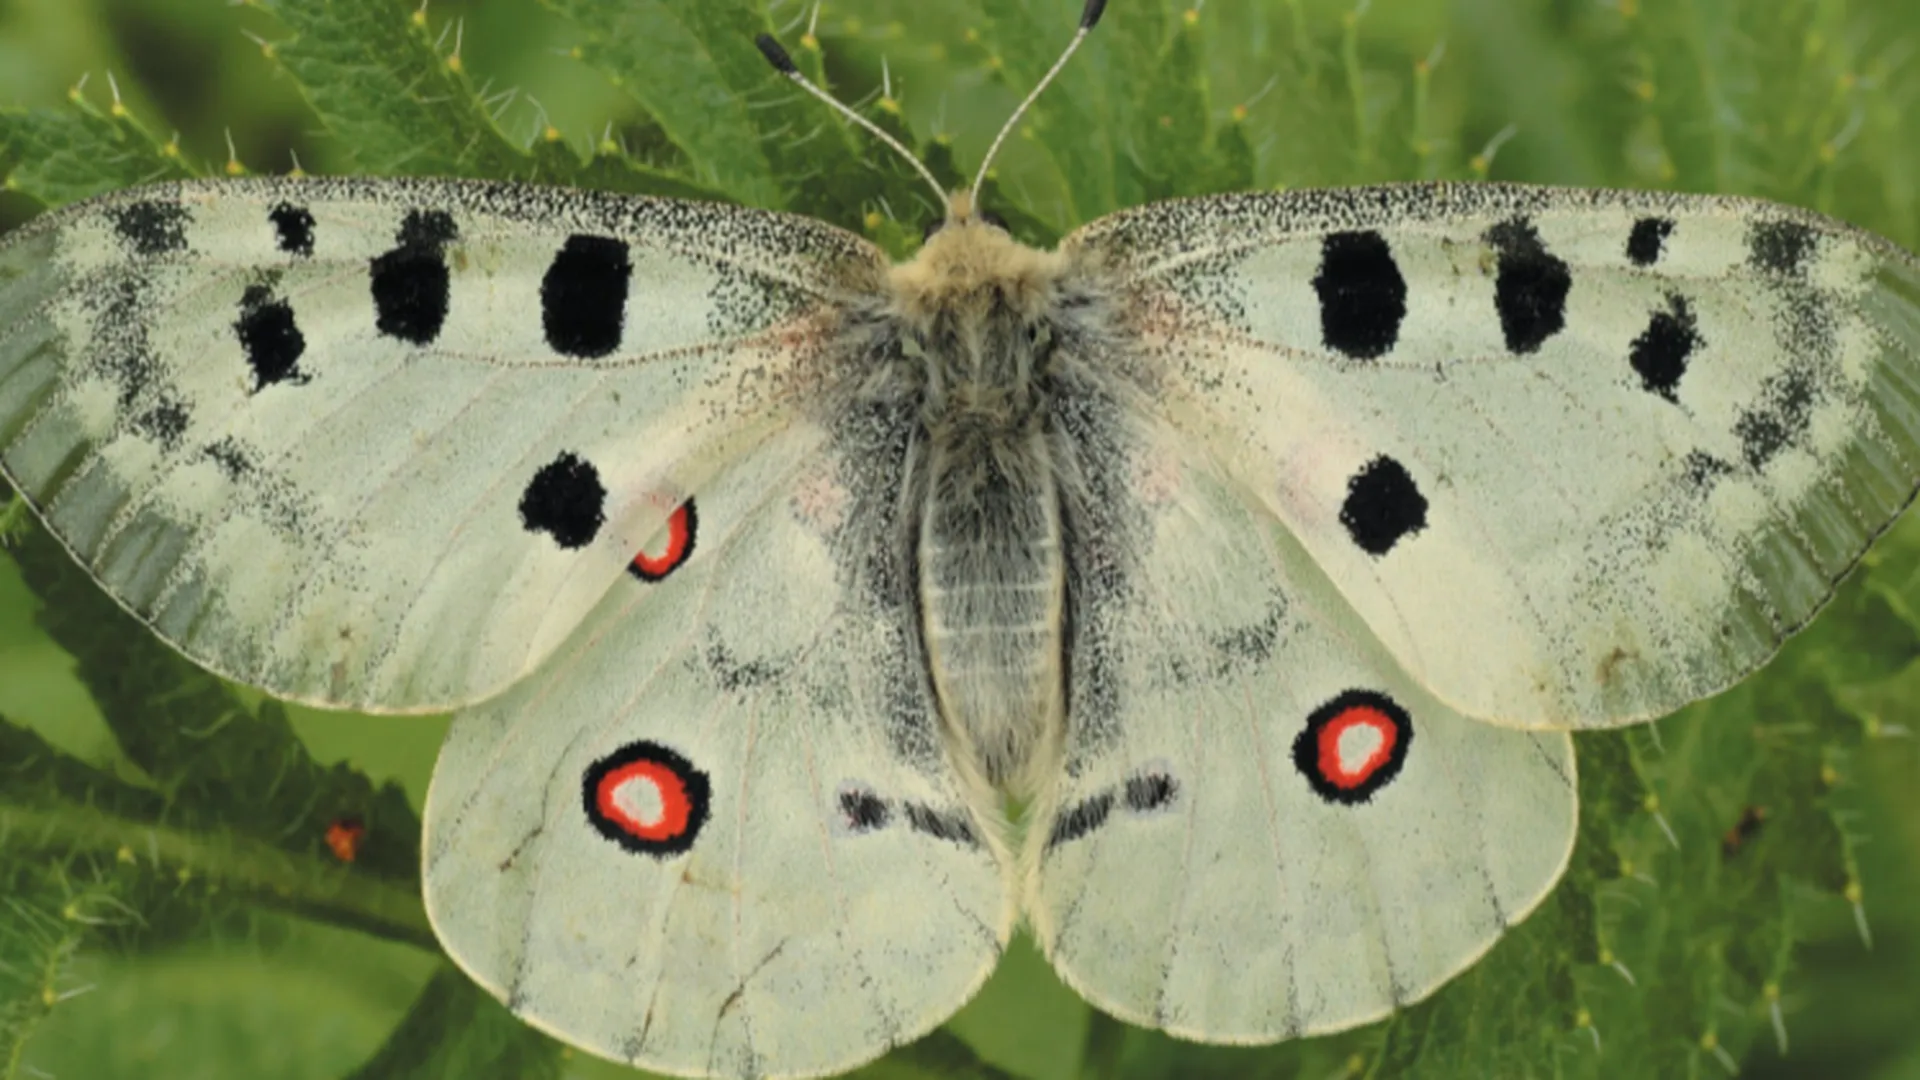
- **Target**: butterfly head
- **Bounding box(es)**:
[923,189,1007,237]
[890,193,1060,320]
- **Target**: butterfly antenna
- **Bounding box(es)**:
[970,0,1108,206]
[755,33,949,208]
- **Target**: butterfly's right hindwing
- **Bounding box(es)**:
[0,178,886,711]
[1027,415,1575,1039]
[423,413,1013,1080]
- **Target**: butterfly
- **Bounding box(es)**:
[2,0,1917,1076]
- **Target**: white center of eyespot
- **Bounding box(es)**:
[612,776,666,827]
[1336,723,1386,774]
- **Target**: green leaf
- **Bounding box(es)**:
[0,104,194,205]
[540,0,791,208]
[256,0,530,178]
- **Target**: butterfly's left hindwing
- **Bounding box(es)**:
[423,416,1014,1079]
[1067,184,1920,728]
[0,178,885,712]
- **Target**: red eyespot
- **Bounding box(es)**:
[325,817,367,863]
[1293,690,1413,805]
[629,499,697,581]
[583,741,710,856]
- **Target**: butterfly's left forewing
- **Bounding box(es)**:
[1066,184,1920,729]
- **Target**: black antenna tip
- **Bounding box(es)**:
[755,33,798,75]
[1080,0,1108,30]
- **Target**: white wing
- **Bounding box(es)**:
[1064,184,1920,727]
[423,414,1013,1079]
[1025,418,1574,1039]
[0,177,884,710]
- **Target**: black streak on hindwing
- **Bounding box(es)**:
[903,803,979,847]
[838,789,891,833]
[1046,792,1115,848]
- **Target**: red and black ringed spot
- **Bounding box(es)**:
[582,741,710,857]
[628,499,698,581]
[1292,689,1413,805]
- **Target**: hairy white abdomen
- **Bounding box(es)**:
[919,430,1065,791]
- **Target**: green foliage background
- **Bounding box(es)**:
[1,0,1918,1077]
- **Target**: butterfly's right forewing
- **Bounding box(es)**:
[1066,185,1920,729]
[0,178,887,712]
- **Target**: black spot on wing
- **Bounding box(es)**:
[1046,792,1114,848]
[518,451,605,549]
[1485,217,1571,354]
[1735,367,1818,469]
[234,284,308,391]
[1628,293,1701,402]
[1626,217,1674,266]
[111,200,189,256]
[370,209,457,345]
[1312,230,1408,361]
[269,203,315,257]
[1339,455,1428,556]
[1749,219,1817,276]
[542,234,633,359]
[903,803,979,847]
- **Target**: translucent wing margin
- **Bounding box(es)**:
[0,177,886,711]
[1066,183,1920,727]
